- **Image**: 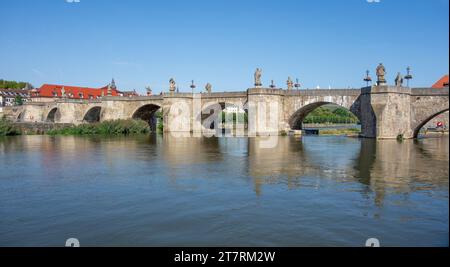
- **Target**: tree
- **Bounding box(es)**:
[14,95,23,106]
[0,79,33,89]
[304,106,359,124]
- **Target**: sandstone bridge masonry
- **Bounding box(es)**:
[2,86,448,139]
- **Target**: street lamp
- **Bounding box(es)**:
[294,78,300,91]
[270,80,276,89]
[190,80,196,93]
[404,66,413,87]
[363,70,372,87]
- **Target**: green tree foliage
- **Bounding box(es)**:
[0,79,32,89]
[303,106,359,124]
[14,96,24,106]
[0,116,21,136]
[220,112,247,124]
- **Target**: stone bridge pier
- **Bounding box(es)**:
[359,86,414,139]
[359,86,448,139]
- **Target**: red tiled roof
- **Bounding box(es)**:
[431,75,449,88]
[34,84,120,99]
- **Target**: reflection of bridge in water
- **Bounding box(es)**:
[247,136,449,200]
[1,135,448,208]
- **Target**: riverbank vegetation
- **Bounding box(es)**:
[47,119,150,135]
[155,111,164,132]
[319,128,360,136]
[0,116,21,136]
[220,112,248,124]
[303,105,359,124]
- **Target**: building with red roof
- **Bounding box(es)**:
[431,75,449,88]
[30,79,134,101]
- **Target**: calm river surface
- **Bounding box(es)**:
[0,134,448,246]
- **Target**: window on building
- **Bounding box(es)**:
[78,93,84,99]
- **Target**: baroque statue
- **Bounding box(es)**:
[287,77,294,90]
[205,83,212,93]
[169,78,176,92]
[376,63,386,85]
[395,72,404,87]
[254,68,262,87]
[146,86,152,96]
[61,86,66,98]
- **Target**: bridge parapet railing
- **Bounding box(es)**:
[201,92,247,98]
[162,93,193,98]
[101,95,164,101]
[55,99,103,104]
[284,88,361,96]
[23,99,104,105]
[411,87,449,96]
[161,92,248,98]
[23,102,50,106]
[247,88,285,95]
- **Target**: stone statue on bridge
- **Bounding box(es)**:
[395,72,404,87]
[254,68,262,87]
[146,86,152,96]
[169,78,176,93]
[107,84,113,96]
[61,87,66,98]
[376,63,386,85]
[205,83,212,93]
[287,77,294,90]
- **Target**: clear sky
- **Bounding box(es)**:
[0,0,448,93]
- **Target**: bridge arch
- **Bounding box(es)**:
[46,107,60,123]
[17,111,24,122]
[83,106,102,123]
[288,101,360,130]
[413,108,449,138]
[198,101,247,130]
[131,104,161,130]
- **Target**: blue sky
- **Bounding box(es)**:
[0,0,448,93]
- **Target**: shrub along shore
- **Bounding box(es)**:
[318,128,360,136]
[46,119,151,135]
[1,117,151,136]
[0,116,21,136]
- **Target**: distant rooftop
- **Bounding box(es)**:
[431,75,449,88]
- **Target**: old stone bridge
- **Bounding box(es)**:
[3,86,448,139]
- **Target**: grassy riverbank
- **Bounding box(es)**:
[319,128,360,136]
[1,117,151,136]
[47,119,150,135]
[0,116,21,136]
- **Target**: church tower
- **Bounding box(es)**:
[107,78,116,96]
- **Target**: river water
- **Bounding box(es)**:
[0,134,448,246]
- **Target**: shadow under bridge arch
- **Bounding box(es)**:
[83,106,102,123]
[46,107,60,123]
[131,104,162,131]
[413,108,449,138]
[288,101,360,130]
[197,102,247,132]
